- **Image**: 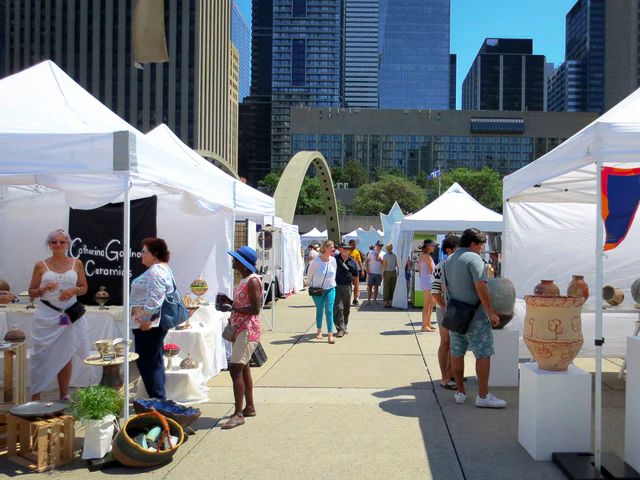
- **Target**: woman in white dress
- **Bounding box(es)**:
[28,229,89,400]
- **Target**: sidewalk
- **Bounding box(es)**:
[1,292,626,479]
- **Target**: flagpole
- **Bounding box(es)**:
[438,164,441,196]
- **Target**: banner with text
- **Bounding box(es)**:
[68,196,158,306]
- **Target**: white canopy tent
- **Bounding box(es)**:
[0,61,273,418]
[300,227,327,249]
[502,87,640,470]
[391,183,503,309]
[342,229,361,243]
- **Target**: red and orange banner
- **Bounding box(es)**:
[601,167,640,251]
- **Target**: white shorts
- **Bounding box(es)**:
[230,329,258,365]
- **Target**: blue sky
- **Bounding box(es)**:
[234,0,578,108]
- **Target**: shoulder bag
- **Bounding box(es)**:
[308,259,329,297]
[41,299,86,323]
[441,262,481,335]
[159,271,189,330]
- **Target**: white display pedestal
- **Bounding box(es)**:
[518,363,591,461]
[625,336,640,472]
[488,329,519,387]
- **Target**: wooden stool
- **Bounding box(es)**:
[0,342,28,451]
[6,414,75,472]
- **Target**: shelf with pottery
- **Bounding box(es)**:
[83,340,139,390]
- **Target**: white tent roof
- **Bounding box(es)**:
[146,125,275,216]
[301,228,326,238]
[504,86,640,204]
[343,229,361,239]
[401,183,503,232]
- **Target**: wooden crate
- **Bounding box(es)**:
[6,414,75,472]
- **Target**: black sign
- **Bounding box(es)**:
[68,196,158,306]
[101,353,116,362]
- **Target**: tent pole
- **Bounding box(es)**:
[122,173,131,422]
[594,159,603,471]
[271,215,275,331]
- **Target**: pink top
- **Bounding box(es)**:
[230,273,263,342]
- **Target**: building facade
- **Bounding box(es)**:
[228,44,239,172]
[547,60,583,112]
[378,0,450,109]
[449,54,457,110]
[1,0,235,168]
[462,39,546,112]
[270,0,343,169]
[343,0,379,108]
[290,107,597,177]
[231,1,251,102]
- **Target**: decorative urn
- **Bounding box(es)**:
[487,278,516,329]
[190,278,209,305]
[179,354,199,370]
[4,324,26,343]
[567,275,589,301]
[94,286,110,310]
[533,280,560,296]
[163,344,180,370]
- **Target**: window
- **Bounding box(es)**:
[292,0,307,18]
[292,39,306,87]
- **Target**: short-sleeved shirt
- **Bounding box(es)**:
[349,249,362,264]
[441,248,488,319]
[367,250,384,275]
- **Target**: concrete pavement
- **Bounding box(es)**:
[0,292,626,479]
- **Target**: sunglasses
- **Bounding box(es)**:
[142,248,150,254]
[49,240,67,245]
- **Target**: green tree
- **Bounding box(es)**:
[412,170,430,189]
[257,172,282,196]
[332,160,369,187]
[424,167,503,213]
[351,175,426,216]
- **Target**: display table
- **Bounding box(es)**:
[519,363,591,461]
[84,352,139,390]
[488,328,519,387]
[135,354,208,404]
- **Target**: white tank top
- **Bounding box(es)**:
[40,258,78,305]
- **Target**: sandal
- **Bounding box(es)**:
[440,381,457,390]
[316,333,323,340]
[421,327,436,332]
[242,408,257,417]
[328,336,336,344]
[221,414,245,429]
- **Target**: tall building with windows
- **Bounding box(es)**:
[1,1,235,169]
[231,2,251,102]
[378,0,450,110]
[547,61,583,112]
[462,39,546,112]
[449,54,457,110]
[343,0,379,108]
[270,0,343,169]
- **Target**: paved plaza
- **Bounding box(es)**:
[0,292,627,479]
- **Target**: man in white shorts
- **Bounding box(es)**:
[365,240,384,305]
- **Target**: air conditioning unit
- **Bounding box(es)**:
[336,182,344,189]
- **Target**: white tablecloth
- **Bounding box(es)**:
[135,358,209,404]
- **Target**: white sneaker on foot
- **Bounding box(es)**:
[454,392,467,404]
[475,393,507,408]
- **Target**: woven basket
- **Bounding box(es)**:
[111,410,184,468]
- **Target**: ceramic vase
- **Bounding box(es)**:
[523,295,585,371]
[533,280,560,296]
[602,286,624,306]
[567,275,589,301]
[487,278,516,329]
[630,278,640,307]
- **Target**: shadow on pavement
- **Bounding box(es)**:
[379,330,416,336]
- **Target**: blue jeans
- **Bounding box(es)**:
[133,327,168,400]
[312,287,335,333]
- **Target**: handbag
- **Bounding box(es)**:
[159,273,189,330]
[308,260,329,297]
[222,322,238,342]
[441,263,481,335]
[41,299,86,323]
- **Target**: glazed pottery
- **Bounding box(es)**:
[533,280,560,296]
[112,338,133,356]
[630,278,640,306]
[487,278,516,329]
[602,285,624,306]
[163,344,180,370]
[94,286,110,309]
[4,324,26,343]
[567,275,589,301]
[179,353,198,369]
[190,278,209,305]
[91,339,112,356]
[523,295,585,371]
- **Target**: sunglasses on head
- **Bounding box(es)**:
[49,240,67,245]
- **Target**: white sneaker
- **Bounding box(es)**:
[475,393,507,408]
[454,392,467,404]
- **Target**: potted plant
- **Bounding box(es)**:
[68,385,124,459]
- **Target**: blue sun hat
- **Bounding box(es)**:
[228,246,258,273]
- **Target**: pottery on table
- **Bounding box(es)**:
[91,339,112,356]
[190,278,209,305]
[567,275,589,301]
[94,286,110,310]
[112,338,133,356]
[4,324,26,343]
[487,278,516,329]
[179,353,198,369]
[631,278,640,307]
[523,295,585,371]
[0,279,10,291]
[533,280,560,296]
[163,344,180,370]
[602,285,624,306]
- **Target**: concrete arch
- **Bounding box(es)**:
[274,151,341,244]
[195,149,241,180]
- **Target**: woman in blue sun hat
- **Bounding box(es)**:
[217,246,263,429]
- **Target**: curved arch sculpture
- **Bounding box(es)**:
[195,149,241,180]
[274,151,341,244]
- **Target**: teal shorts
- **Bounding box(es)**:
[449,314,495,359]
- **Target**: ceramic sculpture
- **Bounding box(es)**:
[602,285,624,306]
[487,278,516,329]
[533,280,560,296]
[630,278,640,307]
[523,295,585,371]
[567,275,589,301]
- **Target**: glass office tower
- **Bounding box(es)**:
[378,0,450,110]
[231,2,251,102]
[270,0,343,169]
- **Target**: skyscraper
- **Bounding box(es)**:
[449,54,457,110]
[1,1,235,169]
[270,0,343,169]
[378,0,450,110]
[343,0,379,108]
[462,39,546,112]
[231,2,251,102]
[547,60,583,112]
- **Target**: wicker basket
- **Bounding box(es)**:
[111,410,184,468]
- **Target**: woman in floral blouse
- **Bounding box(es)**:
[218,246,262,429]
[130,237,175,400]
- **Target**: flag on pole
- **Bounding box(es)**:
[601,166,640,251]
[428,169,440,179]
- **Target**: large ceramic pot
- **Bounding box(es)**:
[602,286,624,306]
[487,278,516,329]
[533,280,560,296]
[630,278,640,306]
[523,295,585,371]
[567,275,589,301]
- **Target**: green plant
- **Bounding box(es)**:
[69,385,124,421]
